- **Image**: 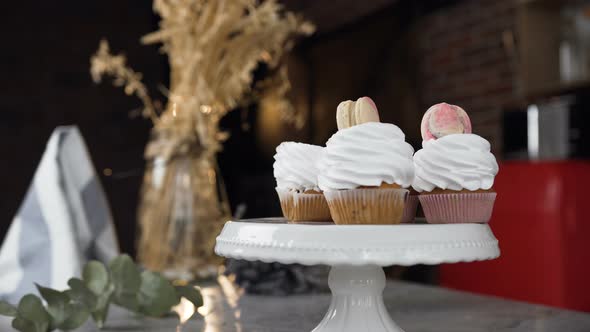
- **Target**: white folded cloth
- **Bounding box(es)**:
[0,126,120,303]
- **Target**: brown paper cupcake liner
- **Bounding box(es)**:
[323,188,408,225]
[276,188,295,220]
[291,192,332,222]
[276,188,332,222]
[419,192,496,224]
[401,195,420,223]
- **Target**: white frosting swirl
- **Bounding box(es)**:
[318,122,415,191]
[412,134,498,192]
[273,142,324,191]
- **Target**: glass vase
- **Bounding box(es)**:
[137,149,230,281]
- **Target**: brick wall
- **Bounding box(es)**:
[415,0,520,153]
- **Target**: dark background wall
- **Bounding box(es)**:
[0,1,164,254]
[0,0,518,259]
[415,0,518,154]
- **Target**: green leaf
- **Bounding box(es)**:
[174,285,203,308]
[138,271,179,317]
[58,302,89,331]
[36,283,94,331]
[35,284,70,329]
[15,294,51,332]
[63,290,74,299]
[35,284,69,307]
[67,278,98,310]
[112,292,138,312]
[82,260,115,328]
[83,261,109,295]
[90,282,114,328]
[0,300,17,317]
[17,294,51,323]
[12,317,41,332]
[109,255,140,311]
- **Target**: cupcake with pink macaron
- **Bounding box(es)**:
[413,102,499,223]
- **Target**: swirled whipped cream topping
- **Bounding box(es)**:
[318,122,415,191]
[273,142,324,191]
[412,134,499,192]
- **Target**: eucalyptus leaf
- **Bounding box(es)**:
[174,285,203,308]
[138,271,178,317]
[12,316,46,332]
[35,284,69,307]
[109,255,140,311]
[16,295,51,332]
[112,293,139,312]
[83,260,114,328]
[63,290,74,300]
[67,278,98,310]
[0,300,17,317]
[36,284,70,329]
[83,261,109,295]
[90,282,114,328]
[5,254,203,331]
[58,302,89,331]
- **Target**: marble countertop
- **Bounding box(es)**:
[2,279,589,332]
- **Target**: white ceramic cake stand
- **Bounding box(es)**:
[215,218,500,332]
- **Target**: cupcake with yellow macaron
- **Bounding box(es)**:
[318,97,415,224]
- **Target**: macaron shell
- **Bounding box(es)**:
[428,106,463,136]
[458,105,472,133]
[363,96,377,111]
[421,102,472,141]
[420,109,437,141]
[336,100,354,130]
[354,97,380,125]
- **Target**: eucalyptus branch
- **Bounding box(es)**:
[0,254,202,332]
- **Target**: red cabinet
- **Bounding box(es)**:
[439,161,590,311]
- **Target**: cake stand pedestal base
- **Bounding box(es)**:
[313,265,404,332]
[215,219,500,332]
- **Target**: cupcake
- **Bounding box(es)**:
[273,142,332,222]
[401,188,420,223]
[318,97,414,225]
[413,102,499,223]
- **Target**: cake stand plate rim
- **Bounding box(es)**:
[214,218,500,266]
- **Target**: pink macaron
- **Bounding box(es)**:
[421,102,472,141]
